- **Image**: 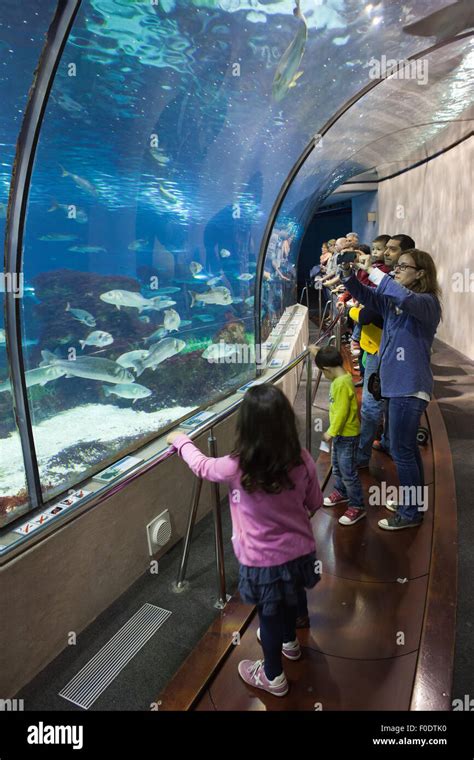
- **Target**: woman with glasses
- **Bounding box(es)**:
[339,249,442,530]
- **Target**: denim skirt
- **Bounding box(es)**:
[239,552,320,616]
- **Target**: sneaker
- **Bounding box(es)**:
[238,659,289,697]
[378,514,423,530]
[296,615,310,629]
[323,489,348,506]
[339,507,367,525]
[372,440,390,454]
[256,628,302,661]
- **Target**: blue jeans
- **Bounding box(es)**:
[332,435,365,509]
[358,352,387,464]
[387,396,428,521]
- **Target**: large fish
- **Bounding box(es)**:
[40,350,134,384]
[133,337,185,376]
[190,287,233,307]
[59,165,99,197]
[163,308,181,332]
[103,383,152,402]
[272,0,307,102]
[116,350,150,369]
[0,365,66,393]
[403,0,474,41]
[100,289,164,313]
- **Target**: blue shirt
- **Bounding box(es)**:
[342,270,441,398]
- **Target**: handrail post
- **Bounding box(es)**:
[207,430,228,609]
[174,476,203,591]
[306,350,312,451]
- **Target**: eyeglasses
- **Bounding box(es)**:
[394,263,419,272]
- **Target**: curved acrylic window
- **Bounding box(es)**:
[4,0,470,511]
[0,0,58,528]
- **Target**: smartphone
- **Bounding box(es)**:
[337,252,357,264]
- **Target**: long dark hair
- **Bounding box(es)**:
[233,384,303,494]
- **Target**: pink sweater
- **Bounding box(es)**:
[172,434,322,567]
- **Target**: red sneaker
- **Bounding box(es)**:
[323,489,348,507]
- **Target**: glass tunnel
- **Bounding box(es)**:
[1,0,472,529]
[0,0,473,719]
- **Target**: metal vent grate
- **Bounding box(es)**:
[59,603,171,709]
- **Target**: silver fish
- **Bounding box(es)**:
[79,331,114,350]
[190,287,233,307]
[0,365,66,393]
[207,276,222,287]
[403,0,474,41]
[59,165,99,197]
[190,261,203,275]
[103,383,152,402]
[128,239,149,251]
[147,297,177,311]
[220,248,231,258]
[134,337,185,376]
[65,303,96,327]
[48,201,88,224]
[100,289,160,313]
[69,245,107,253]
[163,308,181,332]
[272,1,307,102]
[39,233,78,242]
[116,350,150,369]
[40,351,133,384]
[236,273,254,281]
[143,327,169,344]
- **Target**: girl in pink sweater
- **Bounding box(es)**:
[167,384,322,697]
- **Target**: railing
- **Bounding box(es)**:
[173,304,342,607]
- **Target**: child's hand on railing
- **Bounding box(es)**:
[167,430,186,446]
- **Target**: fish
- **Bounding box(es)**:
[147,297,177,310]
[0,328,6,344]
[163,308,181,332]
[59,165,99,197]
[79,330,114,350]
[179,320,192,327]
[128,239,149,251]
[190,287,233,307]
[69,245,107,253]
[154,286,181,295]
[150,146,170,165]
[48,201,88,224]
[39,233,78,242]
[65,303,96,327]
[56,93,88,117]
[116,350,150,369]
[402,0,474,41]
[193,314,215,323]
[0,365,67,393]
[236,273,254,281]
[190,261,203,275]
[159,184,179,203]
[139,315,151,324]
[207,276,222,287]
[220,248,231,258]
[99,289,161,313]
[103,383,152,402]
[143,327,169,344]
[133,337,186,376]
[202,342,239,361]
[39,350,134,384]
[245,296,255,306]
[272,0,307,102]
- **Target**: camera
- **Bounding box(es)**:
[336,251,357,264]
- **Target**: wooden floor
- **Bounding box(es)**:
[157,349,457,711]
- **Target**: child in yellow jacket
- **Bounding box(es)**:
[314,346,366,526]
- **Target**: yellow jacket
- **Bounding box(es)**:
[349,306,382,355]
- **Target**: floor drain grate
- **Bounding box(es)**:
[59,603,171,709]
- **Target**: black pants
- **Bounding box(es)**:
[258,589,308,680]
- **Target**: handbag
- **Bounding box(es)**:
[367,336,391,400]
